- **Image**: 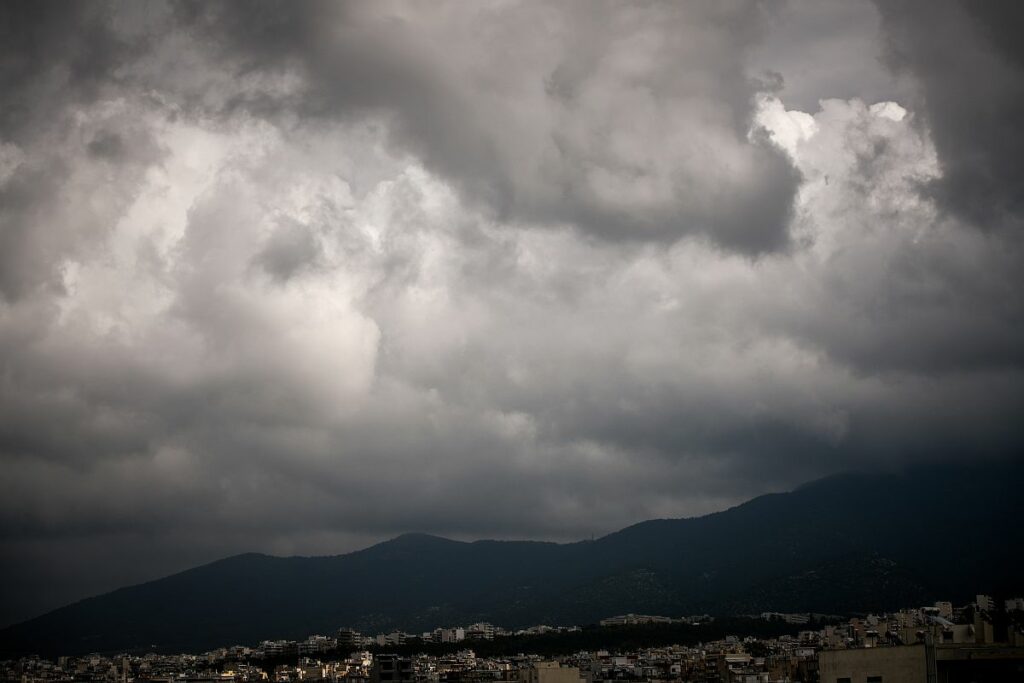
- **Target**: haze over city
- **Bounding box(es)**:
[1,0,1022,636]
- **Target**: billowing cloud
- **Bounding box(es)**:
[175,0,803,252]
[874,0,1024,230]
[1,0,1022,627]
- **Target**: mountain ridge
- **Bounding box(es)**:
[2,460,1021,657]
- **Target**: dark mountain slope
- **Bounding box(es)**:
[721,553,935,615]
[2,461,1021,656]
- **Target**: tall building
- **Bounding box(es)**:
[338,629,363,650]
[371,655,414,683]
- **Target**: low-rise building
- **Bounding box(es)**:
[819,643,1024,683]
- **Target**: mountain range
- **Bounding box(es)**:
[2,461,1021,657]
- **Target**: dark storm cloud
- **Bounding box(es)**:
[751,0,909,112]
[0,2,167,301]
[1,0,1023,629]
[254,220,322,281]
[0,2,126,139]
[875,0,1024,229]
[776,100,1024,377]
[177,0,802,253]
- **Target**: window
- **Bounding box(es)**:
[867,677,883,683]
[836,678,851,683]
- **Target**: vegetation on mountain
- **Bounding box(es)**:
[2,461,1020,657]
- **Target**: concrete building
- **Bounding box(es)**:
[434,627,465,643]
[260,641,298,658]
[819,643,1024,683]
[517,662,583,683]
[370,655,413,683]
[298,636,335,656]
[466,623,497,641]
[599,614,674,627]
[337,629,363,651]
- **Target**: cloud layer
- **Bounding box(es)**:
[1,0,1022,626]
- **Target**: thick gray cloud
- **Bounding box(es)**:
[751,0,912,112]
[875,0,1024,229]
[1,0,1023,627]
[176,0,802,253]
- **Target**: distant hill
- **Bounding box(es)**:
[2,461,1021,656]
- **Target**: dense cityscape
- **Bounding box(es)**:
[5,595,1023,683]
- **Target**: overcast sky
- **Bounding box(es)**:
[1,0,1023,627]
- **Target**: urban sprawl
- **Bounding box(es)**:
[5,595,1024,683]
